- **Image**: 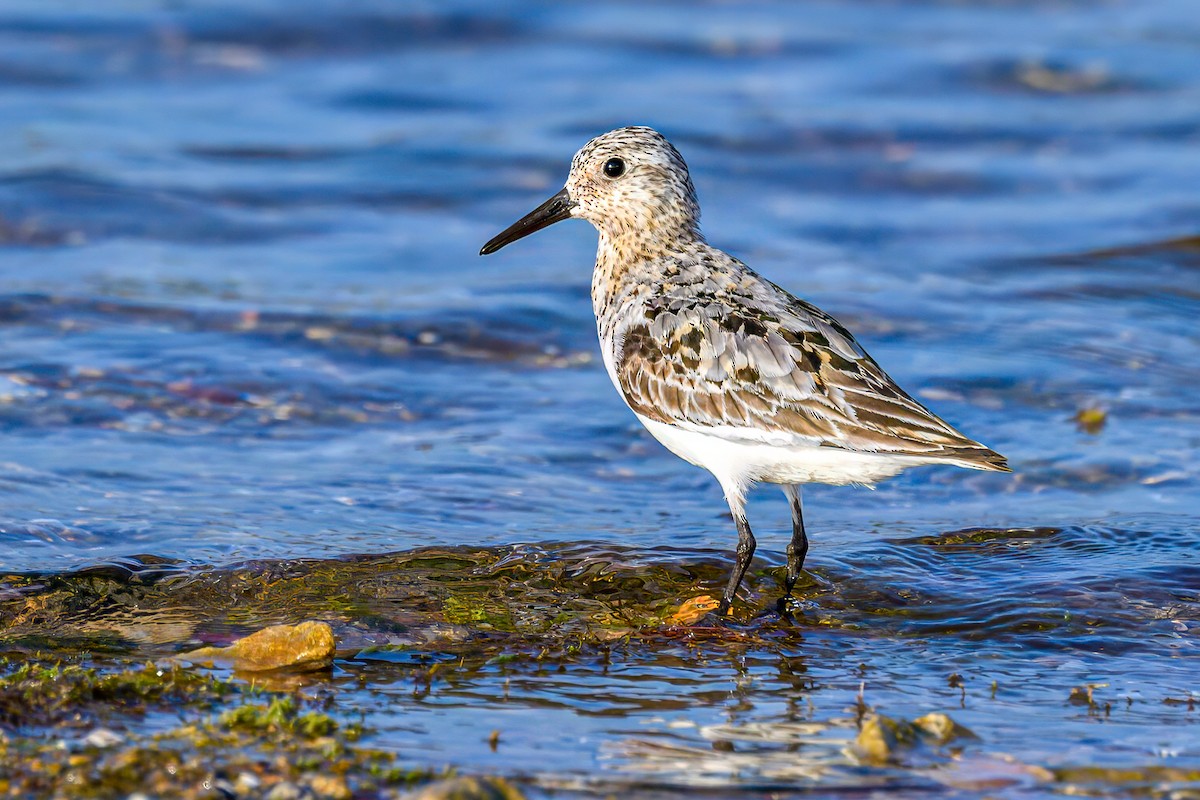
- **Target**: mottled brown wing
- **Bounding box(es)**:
[616,293,1009,470]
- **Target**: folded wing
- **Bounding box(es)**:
[616,283,1009,471]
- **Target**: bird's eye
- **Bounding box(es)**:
[603,158,626,178]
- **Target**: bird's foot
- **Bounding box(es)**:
[781,569,834,597]
[775,593,805,617]
[775,585,830,621]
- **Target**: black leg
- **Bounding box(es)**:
[784,485,808,595]
[716,514,756,616]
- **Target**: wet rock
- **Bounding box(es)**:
[1013,59,1118,94]
[853,712,975,765]
[1052,765,1200,786]
[1068,683,1107,707]
[265,782,303,800]
[853,714,920,765]
[179,621,335,672]
[1073,407,1108,434]
[667,595,718,625]
[913,712,977,744]
[310,774,352,799]
[408,776,526,800]
[930,754,1055,791]
[81,727,125,748]
[234,772,262,794]
[211,778,239,797]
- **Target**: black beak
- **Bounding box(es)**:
[479,188,574,256]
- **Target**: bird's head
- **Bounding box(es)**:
[480,126,701,256]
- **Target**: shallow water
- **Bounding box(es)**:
[0,0,1198,796]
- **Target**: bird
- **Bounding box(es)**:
[480,126,1009,618]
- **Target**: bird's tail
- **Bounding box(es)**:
[953,445,1011,473]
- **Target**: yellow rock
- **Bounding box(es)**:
[855,712,976,765]
[854,714,918,765]
[179,621,335,672]
[668,595,718,625]
[408,776,526,800]
[1073,407,1107,434]
[913,712,977,744]
[309,774,351,800]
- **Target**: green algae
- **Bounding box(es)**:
[0,657,231,729]
[221,696,344,739]
[0,656,448,799]
[442,593,515,629]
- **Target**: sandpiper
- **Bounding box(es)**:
[481,126,1009,616]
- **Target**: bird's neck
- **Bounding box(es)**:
[590,226,705,321]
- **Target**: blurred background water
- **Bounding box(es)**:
[0,0,1197,794]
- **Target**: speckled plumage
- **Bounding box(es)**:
[482,126,1008,617]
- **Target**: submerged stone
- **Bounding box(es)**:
[408,776,526,800]
[913,712,977,744]
[853,714,921,765]
[309,774,352,799]
[853,712,975,765]
[667,594,719,625]
[179,621,335,672]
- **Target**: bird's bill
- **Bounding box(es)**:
[479,188,574,255]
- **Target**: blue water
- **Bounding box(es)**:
[1,0,1197,795]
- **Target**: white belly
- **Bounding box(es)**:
[635,414,917,489]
